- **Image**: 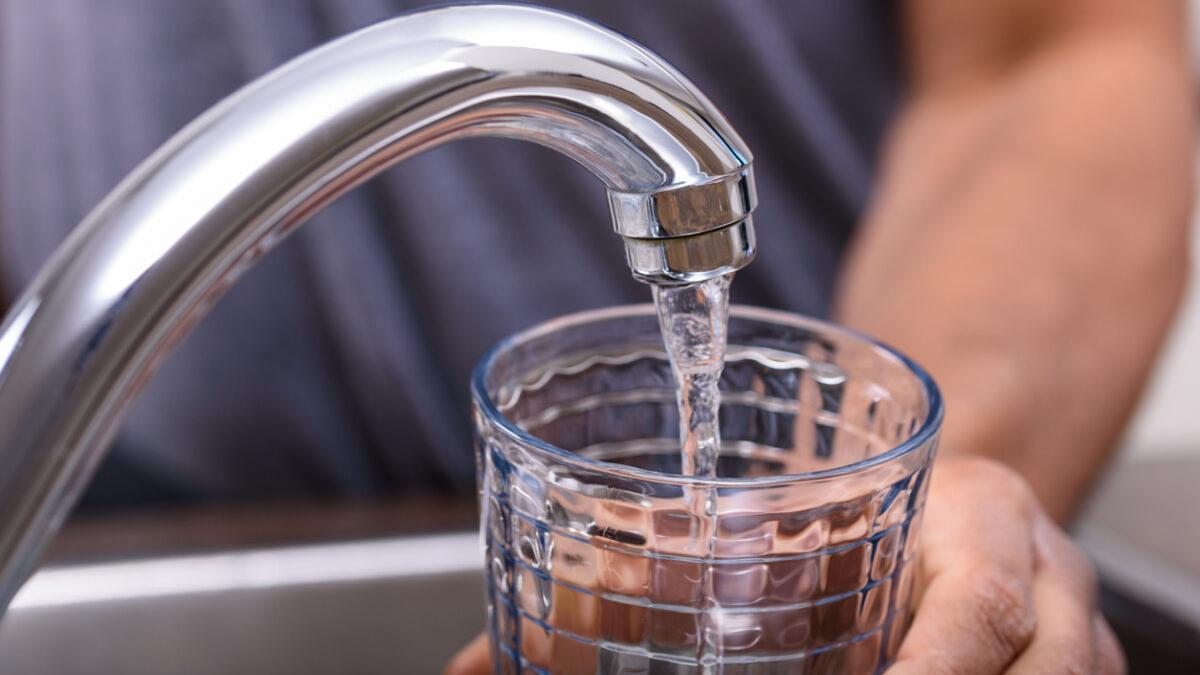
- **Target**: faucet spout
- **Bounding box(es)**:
[0,4,756,610]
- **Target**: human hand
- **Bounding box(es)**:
[887,455,1124,674]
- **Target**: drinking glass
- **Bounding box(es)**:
[473,305,943,674]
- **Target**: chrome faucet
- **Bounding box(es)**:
[0,4,755,610]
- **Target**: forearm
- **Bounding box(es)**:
[835,24,1194,521]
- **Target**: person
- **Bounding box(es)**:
[1,0,1191,673]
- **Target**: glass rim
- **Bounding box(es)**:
[471,304,943,488]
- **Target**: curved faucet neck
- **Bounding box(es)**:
[0,3,755,610]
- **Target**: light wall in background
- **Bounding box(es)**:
[1122,210,1200,461]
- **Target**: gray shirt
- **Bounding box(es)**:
[0,0,901,508]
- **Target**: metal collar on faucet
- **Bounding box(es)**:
[0,4,756,609]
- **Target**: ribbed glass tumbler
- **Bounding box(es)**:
[473,305,943,674]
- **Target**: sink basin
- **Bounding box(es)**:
[0,532,485,675]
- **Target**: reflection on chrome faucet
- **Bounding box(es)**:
[0,4,756,611]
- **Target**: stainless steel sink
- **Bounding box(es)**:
[0,532,485,675]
